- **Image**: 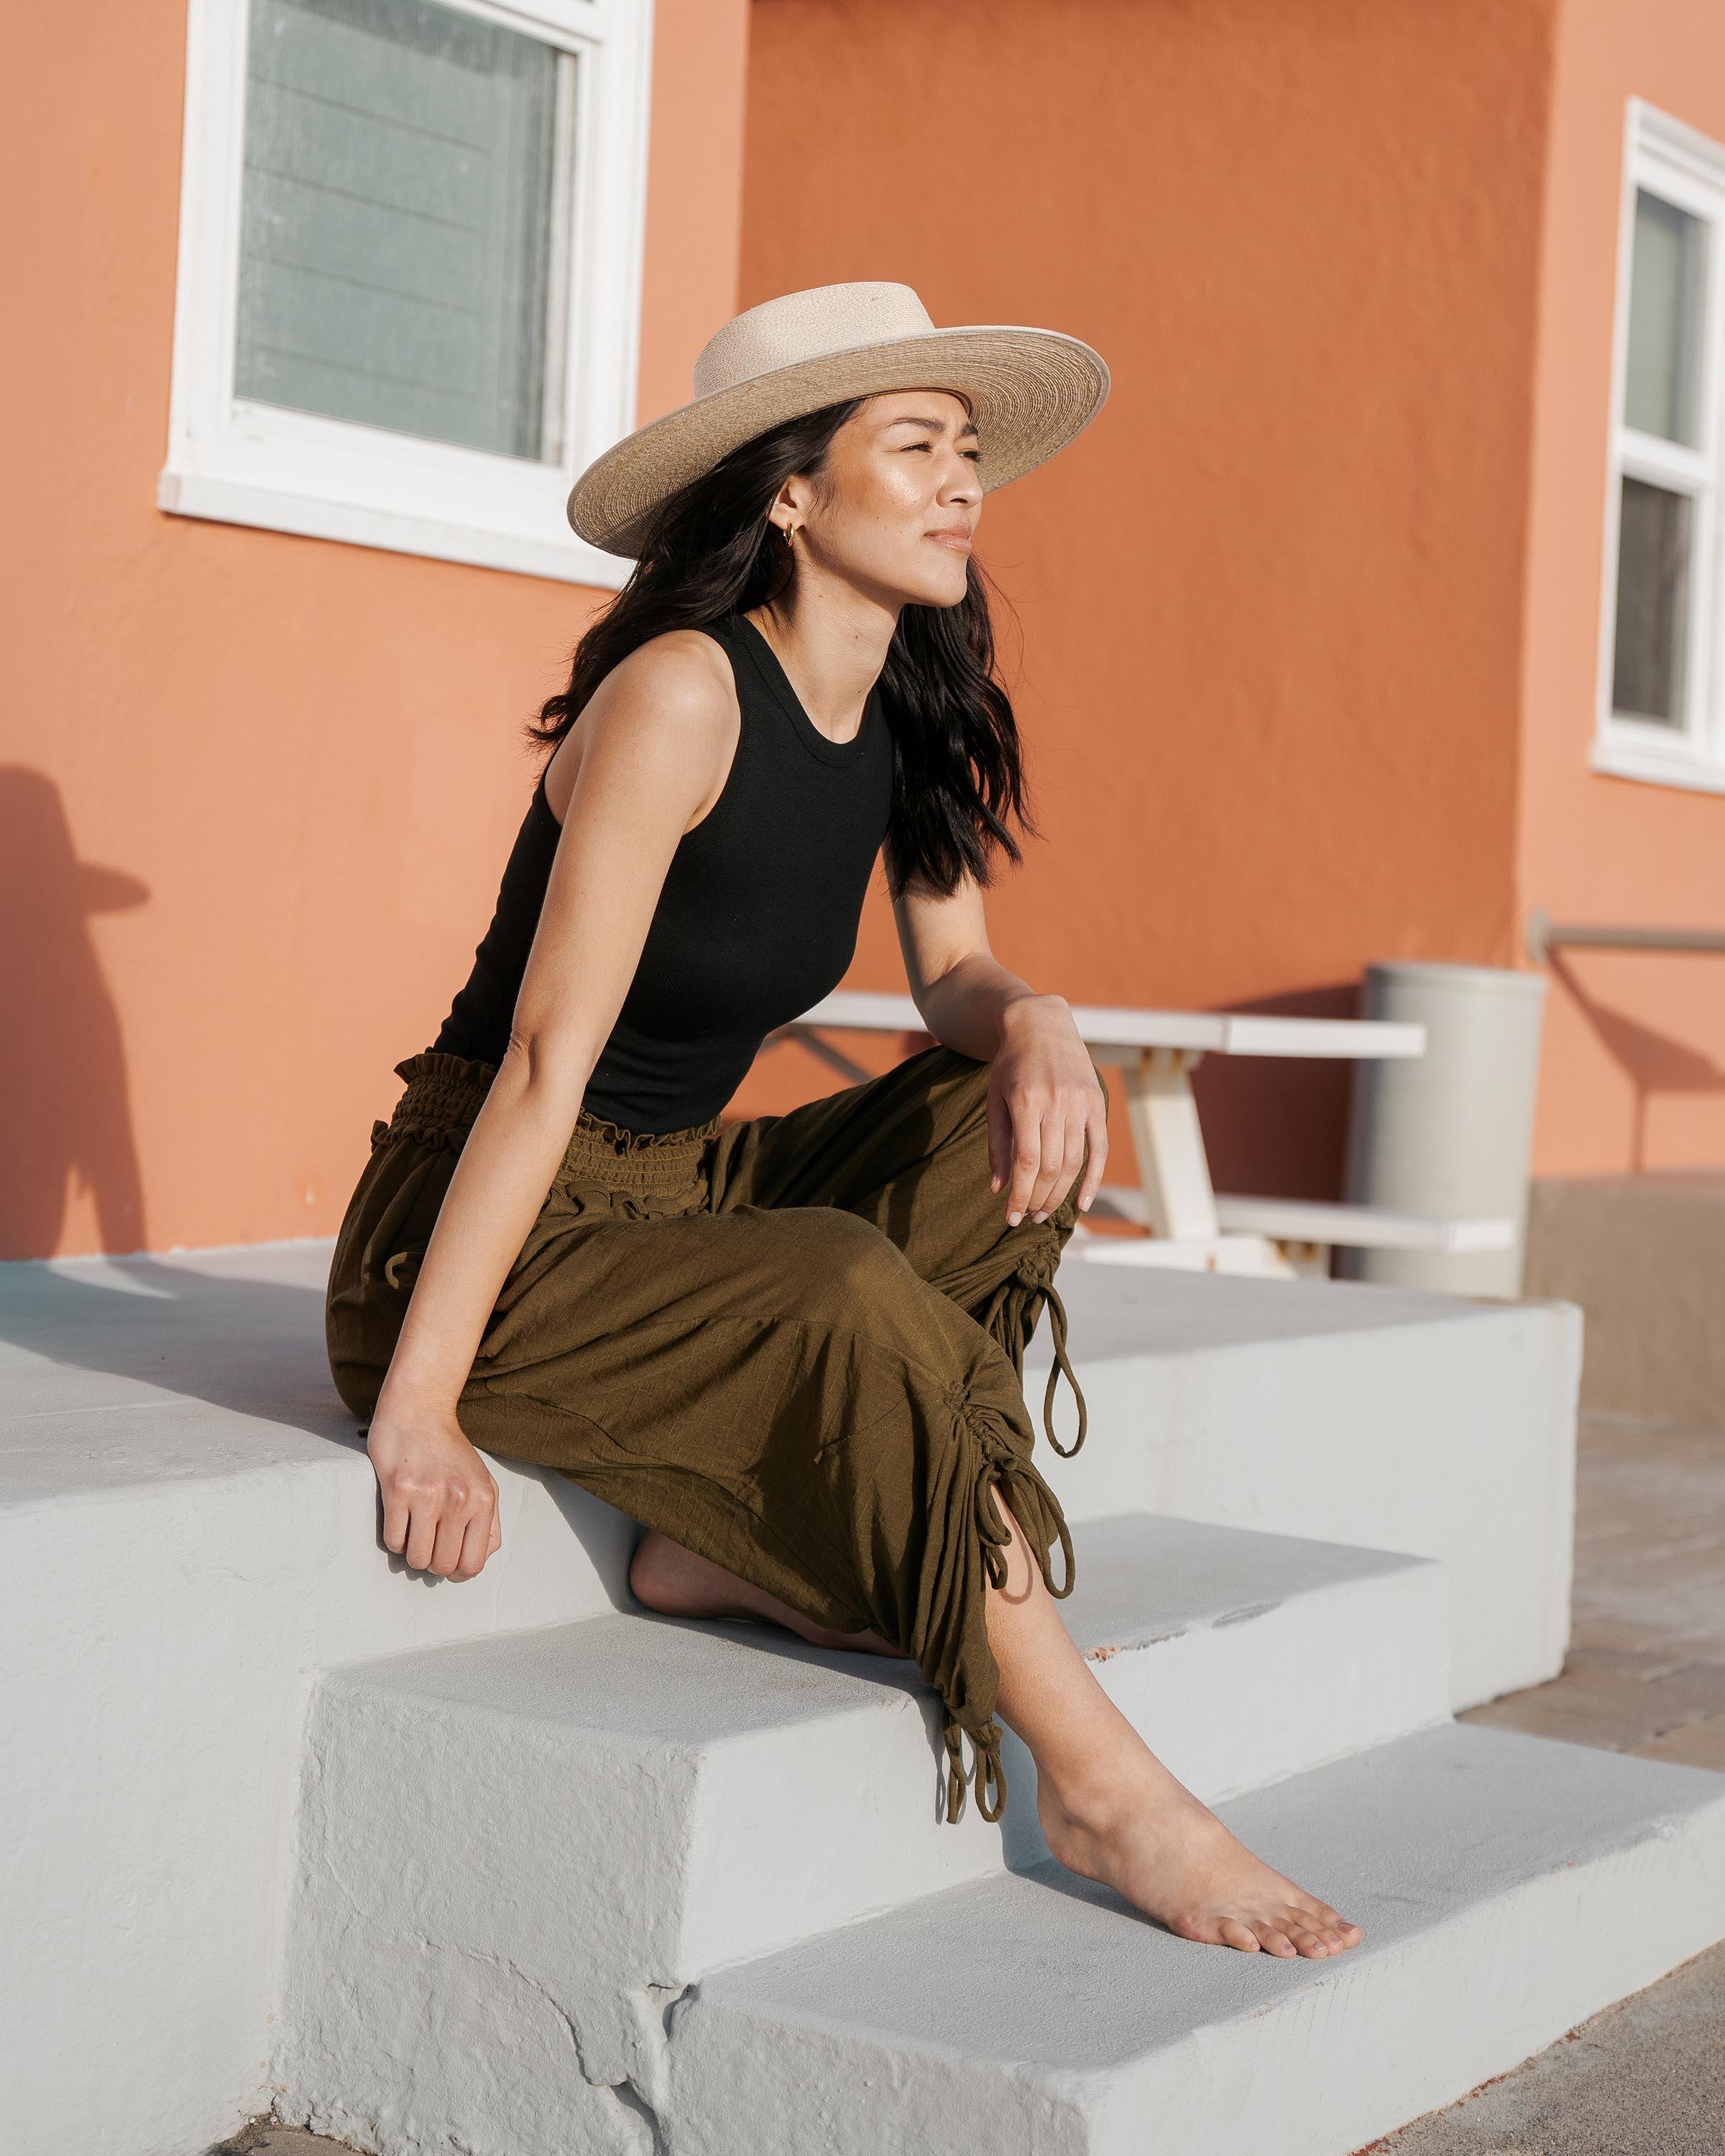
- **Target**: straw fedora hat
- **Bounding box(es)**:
[566,280,1110,558]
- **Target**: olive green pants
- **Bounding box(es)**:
[326,1040,1105,1823]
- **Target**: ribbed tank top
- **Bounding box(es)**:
[430,609,895,1133]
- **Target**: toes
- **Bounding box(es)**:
[1216,1918,1261,1953]
[1298,1897,1364,1948]
[1284,1927,1330,1957]
[1256,1926,1300,1958]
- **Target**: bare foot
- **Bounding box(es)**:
[629,1527,913,1659]
[1039,1754,1364,1958]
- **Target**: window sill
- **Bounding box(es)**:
[1591,733,1725,797]
[157,467,630,589]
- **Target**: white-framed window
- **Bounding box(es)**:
[1595,98,1725,792]
[159,0,653,586]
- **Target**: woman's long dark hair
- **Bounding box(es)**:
[526,397,1041,899]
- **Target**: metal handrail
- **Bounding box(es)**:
[1527,906,1725,964]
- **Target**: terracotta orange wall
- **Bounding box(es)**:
[0,0,751,1260]
[1519,0,1725,1176]
[739,0,1556,1199]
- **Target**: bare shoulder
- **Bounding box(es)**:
[547,626,737,823]
[583,625,737,737]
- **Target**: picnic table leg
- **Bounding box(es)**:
[771,1024,875,1087]
[1123,1047,1222,1242]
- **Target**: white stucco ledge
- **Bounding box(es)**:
[1,1240,642,2156]
[1027,1260,1583,1708]
[1,1237,1576,2156]
[661,1725,1725,2156]
[272,1509,1450,2145]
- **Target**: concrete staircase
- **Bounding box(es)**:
[4,1240,1723,2156]
[660,1724,1725,2156]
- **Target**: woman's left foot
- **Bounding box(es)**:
[1039,1755,1364,1957]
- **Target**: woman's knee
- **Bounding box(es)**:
[792,1204,926,1310]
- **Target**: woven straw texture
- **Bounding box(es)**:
[567,282,1109,557]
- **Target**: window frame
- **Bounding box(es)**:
[1595,98,1725,794]
[159,0,654,587]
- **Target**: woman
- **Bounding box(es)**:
[326,282,1363,1963]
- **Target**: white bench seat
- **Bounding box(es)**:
[779,992,1505,1279]
[1214,1194,1515,1255]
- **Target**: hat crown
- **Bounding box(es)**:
[691,282,937,398]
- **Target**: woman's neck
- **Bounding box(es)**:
[744,581,897,743]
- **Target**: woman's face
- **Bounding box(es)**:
[783,387,981,609]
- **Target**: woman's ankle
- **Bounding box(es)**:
[1036,1739,1202,1843]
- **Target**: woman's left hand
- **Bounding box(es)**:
[987,993,1109,1225]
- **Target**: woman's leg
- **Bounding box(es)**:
[633,1496,1363,1958]
[644,1046,1364,1957]
[981,1488,1363,1958]
[457,1191,1072,1787]
[705,1040,1095,1456]
[347,1052,1362,1957]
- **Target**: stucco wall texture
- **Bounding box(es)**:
[745,0,1725,1189]
[1521,0,1725,1174]
[742,0,1553,1203]
[7,0,1725,1261]
[1,0,752,1260]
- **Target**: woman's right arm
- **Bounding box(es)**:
[364,630,738,1583]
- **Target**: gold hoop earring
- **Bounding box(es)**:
[783,522,796,548]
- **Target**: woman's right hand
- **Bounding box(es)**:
[365,1393,502,1581]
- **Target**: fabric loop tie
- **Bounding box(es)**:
[979,1248,1089,1460]
[961,1399,1077,1605]
[941,1713,1007,1825]
[1036,1279,1087,1459]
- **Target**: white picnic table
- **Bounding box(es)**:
[775,990,1514,1278]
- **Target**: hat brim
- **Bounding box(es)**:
[566,323,1110,558]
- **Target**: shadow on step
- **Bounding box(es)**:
[0,1243,651,1612]
[0,1247,352,1438]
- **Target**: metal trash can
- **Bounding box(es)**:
[1339,960,1548,1296]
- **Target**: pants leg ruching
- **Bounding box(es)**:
[325,1039,1106,1824]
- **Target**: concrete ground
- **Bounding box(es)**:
[1371,1408,1725,2154]
[213,1410,1725,2156]
[1460,1410,1725,1773]
[1358,1935,1725,2155]
[213,2135,356,2156]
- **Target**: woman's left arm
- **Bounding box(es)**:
[892,874,1108,1226]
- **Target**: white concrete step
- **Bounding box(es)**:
[0,1243,641,2156]
[274,1516,1450,2147]
[0,1238,1572,2156]
[1027,1258,1581,1708]
[663,1725,1725,2156]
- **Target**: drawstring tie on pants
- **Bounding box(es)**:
[976,1236,1088,1460]
[938,1386,1076,1825]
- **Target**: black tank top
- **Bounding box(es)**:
[430,609,895,1132]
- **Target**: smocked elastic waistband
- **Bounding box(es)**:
[380,1049,721,1191]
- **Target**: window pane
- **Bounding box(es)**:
[1612,476,1693,725]
[236,0,569,461]
[1624,188,1705,445]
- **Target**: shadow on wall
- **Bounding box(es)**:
[0,766,150,1259]
[1552,952,1725,1173]
[1192,982,1360,1202]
